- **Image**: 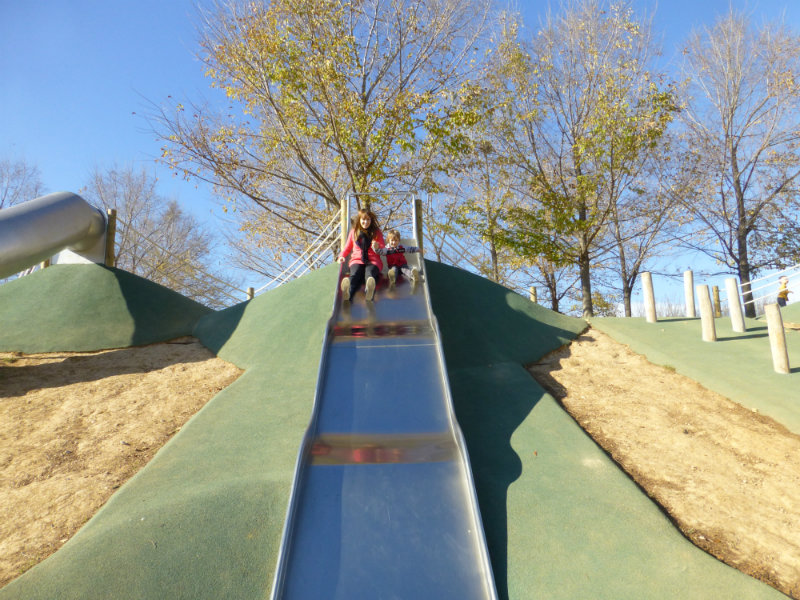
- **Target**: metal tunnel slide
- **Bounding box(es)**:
[270,249,498,599]
[0,192,107,280]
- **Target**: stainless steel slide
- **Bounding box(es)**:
[0,192,106,279]
[271,250,498,600]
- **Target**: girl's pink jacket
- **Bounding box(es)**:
[339,228,385,269]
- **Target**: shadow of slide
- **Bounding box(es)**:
[448,363,539,600]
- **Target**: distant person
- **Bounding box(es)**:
[338,208,385,302]
[377,229,421,290]
[777,275,792,307]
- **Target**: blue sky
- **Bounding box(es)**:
[2,0,799,301]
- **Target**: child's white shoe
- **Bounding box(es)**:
[341,277,351,302]
[388,269,396,290]
[365,276,376,301]
[411,267,420,289]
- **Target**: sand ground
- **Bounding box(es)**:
[0,337,242,587]
[529,327,800,599]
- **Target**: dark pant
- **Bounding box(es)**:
[778,297,787,307]
[388,265,415,280]
[349,263,381,296]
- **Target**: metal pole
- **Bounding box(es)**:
[340,196,351,253]
[413,196,424,252]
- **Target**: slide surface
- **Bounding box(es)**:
[271,251,498,599]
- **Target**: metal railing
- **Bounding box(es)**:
[251,213,341,295]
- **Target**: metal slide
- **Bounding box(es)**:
[0,192,107,280]
[271,249,498,600]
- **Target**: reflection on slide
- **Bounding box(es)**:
[271,250,498,600]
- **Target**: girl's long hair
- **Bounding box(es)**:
[353,208,380,239]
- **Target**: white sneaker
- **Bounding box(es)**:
[411,267,420,289]
[388,269,396,290]
[341,277,351,302]
[365,276,376,301]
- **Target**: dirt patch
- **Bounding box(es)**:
[528,327,800,599]
[0,338,242,587]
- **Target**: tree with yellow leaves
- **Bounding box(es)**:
[150,0,491,273]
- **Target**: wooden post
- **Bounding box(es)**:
[413,196,424,253]
[105,208,117,267]
[712,286,722,318]
[684,270,696,318]
[697,284,717,342]
[641,271,657,323]
[247,287,255,301]
[765,303,790,374]
[725,277,746,333]
[529,286,537,303]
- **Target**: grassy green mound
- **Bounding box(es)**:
[781,300,800,323]
[424,261,585,368]
[426,262,782,599]
[0,264,336,600]
[0,265,211,352]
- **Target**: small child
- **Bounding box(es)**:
[377,230,421,290]
[777,275,792,307]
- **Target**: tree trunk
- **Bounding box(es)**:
[489,239,499,283]
[547,281,560,313]
[579,242,593,318]
[623,287,633,317]
[731,145,755,318]
[737,238,755,318]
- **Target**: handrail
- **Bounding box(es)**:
[734,266,800,309]
[252,213,341,295]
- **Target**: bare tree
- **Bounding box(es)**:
[680,9,800,317]
[0,157,44,209]
[82,166,238,308]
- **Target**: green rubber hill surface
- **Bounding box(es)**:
[425,262,784,600]
[774,298,800,323]
[0,264,211,352]
[0,261,788,599]
[0,264,336,600]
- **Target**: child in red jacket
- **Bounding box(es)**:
[377,229,421,290]
[337,208,385,302]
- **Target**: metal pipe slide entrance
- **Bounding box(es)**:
[0,192,107,279]
[271,249,498,600]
